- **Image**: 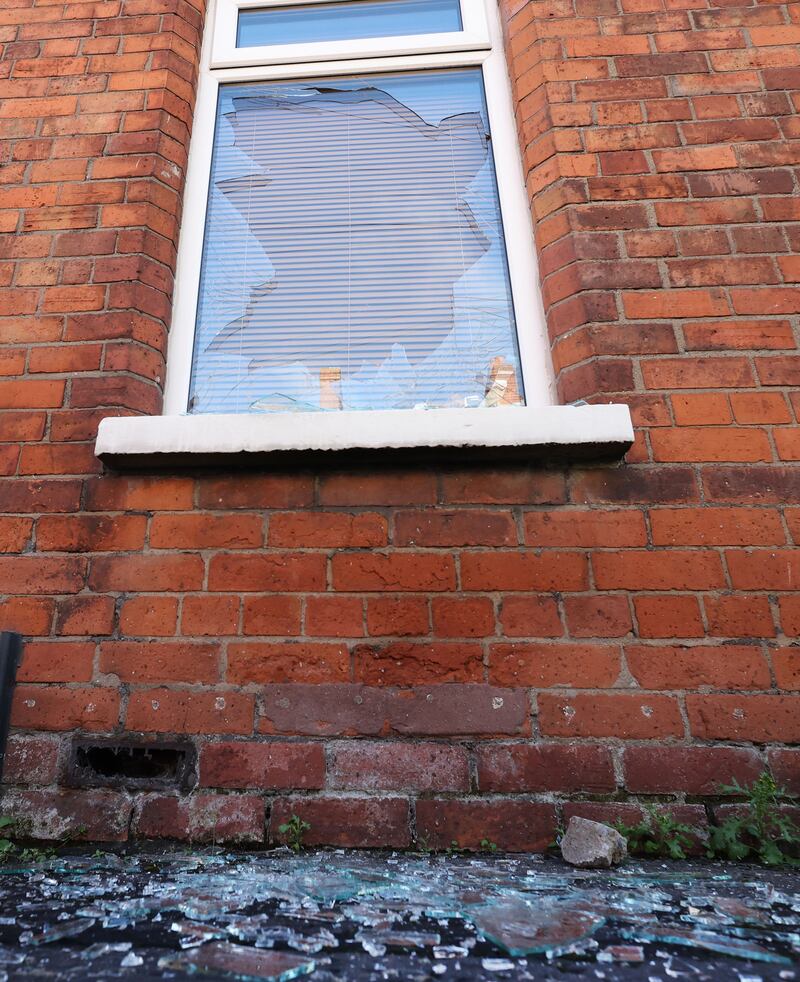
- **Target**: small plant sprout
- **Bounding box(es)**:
[0,817,14,863]
[614,805,696,860]
[278,814,311,853]
[708,772,800,867]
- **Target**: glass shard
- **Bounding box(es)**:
[159,942,316,980]
[471,901,604,956]
[18,918,95,946]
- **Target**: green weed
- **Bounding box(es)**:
[278,814,311,853]
[708,772,799,867]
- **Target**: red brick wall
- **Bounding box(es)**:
[0,0,798,848]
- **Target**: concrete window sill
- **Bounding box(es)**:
[95,404,634,469]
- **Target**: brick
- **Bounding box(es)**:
[150,513,263,549]
[416,799,556,853]
[208,554,326,592]
[727,550,800,590]
[731,393,792,425]
[703,466,800,505]
[594,550,724,590]
[0,556,85,595]
[305,596,363,637]
[564,596,632,638]
[125,688,254,735]
[440,469,566,505]
[328,741,469,792]
[268,512,387,548]
[625,290,731,321]
[0,379,65,408]
[354,641,482,685]
[538,693,684,739]
[319,472,436,505]
[687,694,800,743]
[228,642,349,684]
[394,510,516,547]
[182,595,240,637]
[0,597,55,636]
[1,735,59,786]
[36,514,147,552]
[196,475,313,509]
[242,596,302,636]
[650,507,784,546]
[100,640,220,684]
[773,650,800,691]
[271,796,410,848]
[572,467,698,505]
[89,554,203,592]
[643,358,753,389]
[523,509,646,547]
[633,594,704,638]
[489,642,619,687]
[0,517,33,553]
[461,552,588,591]
[119,596,178,637]
[733,289,800,317]
[705,595,776,638]
[199,741,325,790]
[623,746,763,795]
[11,684,119,731]
[757,356,800,386]
[779,596,800,636]
[1,790,131,842]
[626,644,770,690]
[85,476,193,511]
[259,683,390,736]
[432,597,494,638]
[56,595,115,636]
[477,744,615,793]
[775,428,800,462]
[135,794,265,844]
[651,427,771,463]
[499,595,562,638]
[17,641,94,683]
[366,596,429,636]
[332,553,456,592]
[387,685,529,736]
[767,749,800,795]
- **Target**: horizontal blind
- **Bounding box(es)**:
[189,69,525,414]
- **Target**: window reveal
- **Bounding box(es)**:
[188,69,525,415]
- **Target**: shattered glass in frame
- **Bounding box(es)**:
[188,69,525,415]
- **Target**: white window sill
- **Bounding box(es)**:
[95,405,633,468]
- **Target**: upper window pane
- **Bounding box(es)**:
[237,0,462,47]
[189,69,524,415]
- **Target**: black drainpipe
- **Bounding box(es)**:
[0,631,21,782]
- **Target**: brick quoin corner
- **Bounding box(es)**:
[0,0,799,849]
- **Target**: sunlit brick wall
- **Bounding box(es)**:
[0,0,798,848]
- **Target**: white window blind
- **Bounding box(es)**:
[188,68,524,414]
[237,0,463,48]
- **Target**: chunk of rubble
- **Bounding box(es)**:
[560,816,627,869]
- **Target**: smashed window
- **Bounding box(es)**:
[188,69,525,415]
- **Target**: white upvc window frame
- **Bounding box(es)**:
[96,0,635,461]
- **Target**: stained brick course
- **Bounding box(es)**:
[0,0,798,849]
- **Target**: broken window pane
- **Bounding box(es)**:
[188,69,525,414]
[237,0,462,48]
